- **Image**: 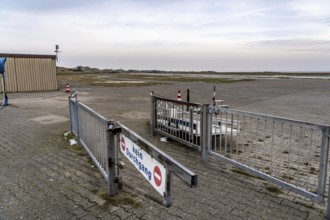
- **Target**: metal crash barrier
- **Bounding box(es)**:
[68,96,197,207]
[150,92,330,217]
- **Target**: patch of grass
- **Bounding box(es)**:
[310,167,318,174]
[99,192,143,209]
[58,72,168,87]
[94,82,166,87]
[231,168,262,180]
[77,152,87,156]
[86,157,96,168]
[99,192,110,201]
[90,189,98,194]
[281,174,294,181]
[57,71,255,88]
[57,71,97,75]
[290,166,298,171]
[116,73,255,83]
[71,144,82,151]
[266,186,283,195]
[64,131,75,140]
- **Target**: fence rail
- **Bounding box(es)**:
[210,107,329,203]
[69,96,197,206]
[69,97,113,181]
[150,92,203,150]
[150,92,330,215]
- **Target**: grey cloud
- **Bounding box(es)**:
[242,39,330,50]
[1,0,108,12]
[314,18,330,26]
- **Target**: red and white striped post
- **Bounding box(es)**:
[177,90,182,101]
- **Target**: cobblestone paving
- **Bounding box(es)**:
[0,79,329,219]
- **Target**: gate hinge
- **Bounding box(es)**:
[108,123,122,133]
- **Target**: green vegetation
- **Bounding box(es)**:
[58,67,330,88]
[58,67,330,77]
[98,191,143,209]
[266,186,283,194]
[281,174,294,181]
[310,167,318,174]
[231,168,262,180]
[57,70,255,87]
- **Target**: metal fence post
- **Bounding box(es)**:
[76,100,81,145]
[201,104,211,162]
[320,128,330,218]
[68,97,73,134]
[165,170,173,207]
[189,107,193,142]
[117,130,123,190]
[107,122,117,196]
[150,91,156,136]
[318,128,330,198]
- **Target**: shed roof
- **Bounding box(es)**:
[0,53,56,59]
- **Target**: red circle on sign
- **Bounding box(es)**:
[153,166,162,187]
[121,136,126,151]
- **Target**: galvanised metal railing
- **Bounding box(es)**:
[78,102,111,180]
[69,96,197,205]
[209,107,330,203]
[69,97,114,183]
[150,92,330,215]
[68,97,78,136]
[150,92,203,150]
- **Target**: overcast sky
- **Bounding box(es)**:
[1,0,330,72]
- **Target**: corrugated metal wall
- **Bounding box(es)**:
[0,54,58,92]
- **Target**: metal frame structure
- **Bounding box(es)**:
[150,91,203,150]
[150,92,330,217]
[208,107,330,203]
[69,97,114,183]
[69,96,197,206]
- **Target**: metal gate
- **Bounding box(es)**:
[209,107,330,203]
[150,92,203,150]
[150,92,330,207]
[69,96,197,206]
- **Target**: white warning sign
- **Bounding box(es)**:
[120,133,167,196]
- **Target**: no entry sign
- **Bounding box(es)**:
[121,136,126,151]
[120,133,167,196]
[153,166,162,187]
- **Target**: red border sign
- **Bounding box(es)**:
[153,166,162,187]
[121,136,126,151]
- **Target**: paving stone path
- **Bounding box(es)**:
[0,79,329,219]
